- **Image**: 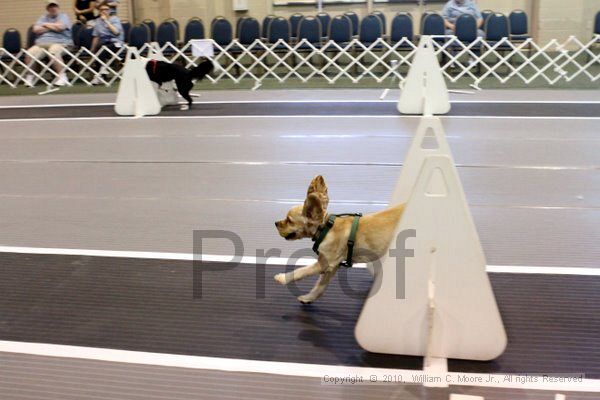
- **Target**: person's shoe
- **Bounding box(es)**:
[99,65,108,75]
[54,74,69,86]
[468,57,477,67]
[90,75,102,85]
[24,74,35,87]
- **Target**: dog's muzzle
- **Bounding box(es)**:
[283,232,296,240]
[275,222,296,240]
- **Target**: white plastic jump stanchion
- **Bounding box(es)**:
[114,47,161,117]
[397,36,450,115]
[355,34,506,371]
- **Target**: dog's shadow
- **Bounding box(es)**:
[286,303,364,362]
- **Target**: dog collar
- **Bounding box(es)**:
[312,213,362,268]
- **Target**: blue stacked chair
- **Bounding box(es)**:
[295,16,322,68]
[262,15,276,39]
[265,17,290,70]
[327,15,352,46]
[343,11,359,36]
[322,15,352,73]
[316,12,331,39]
[233,17,261,76]
[485,13,512,69]
[455,14,478,43]
[141,19,156,41]
[79,26,95,50]
[588,11,600,62]
[267,17,290,49]
[371,10,386,35]
[454,13,481,71]
[481,10,494,27]
[509,10,529,41]
[289,13,303,41]
[2,29,21,55]
[163,18,180,40]
[420,11,437,31]
[71,21,84,48]
[358,14,383,47]
[26,25,35,48]
[485,13,511,46]
[587,11,600,63]
[121,21,132,44]
[421,12,445,44]
[296,16,322,49]
[211,17,233,47]
[390,12,413,47]
[128,24,150,50]
[238,17,261,45]
[184,18,205,43]
[1,29,22,81]
[157,21,178,49]
[356,14,384,75]
[236,17,248,38]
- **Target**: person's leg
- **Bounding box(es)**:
[94,43,108,74]
[92,43,118,84]
[101,43,119,73]
[48,44,66,75]
[46,44,69,85]
[24,45,43,67]
[23,45,43,86]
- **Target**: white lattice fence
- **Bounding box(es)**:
[0,36,598,89]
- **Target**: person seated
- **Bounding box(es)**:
[442,0,484,37]
[24,0,73,87]
[73,0,96,25]
[90,0,124,84]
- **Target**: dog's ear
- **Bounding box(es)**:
[303,193,325,222]
[306,175,329,210]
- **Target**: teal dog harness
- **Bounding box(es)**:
[312,213,362,268]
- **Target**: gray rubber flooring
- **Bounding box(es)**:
[0,116,598,268]
[0,91,599,399]
[1,253,599,377]
[2,353,598,400]
[0,101,599,119]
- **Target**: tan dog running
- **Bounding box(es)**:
[274,175,405,304]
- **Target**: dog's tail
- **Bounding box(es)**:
[189,60,214,81]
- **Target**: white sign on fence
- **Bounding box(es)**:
[190,39,215,58]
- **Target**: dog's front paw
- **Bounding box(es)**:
[274,273,287,285]
[297,294,315,304]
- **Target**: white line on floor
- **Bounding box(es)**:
[0,99,598,109]
[423,356,448,388]
[0,246,598,276]
[0,341,597,392]
[0,115,600,123]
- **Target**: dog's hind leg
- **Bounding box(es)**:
[175,78,194,109]
[297,269,338,304]
[274,260,322,285]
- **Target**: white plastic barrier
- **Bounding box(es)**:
[114,47,161,117]
[398,36,451,115]
[355,37,507,363]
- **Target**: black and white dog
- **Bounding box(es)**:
[145,59,214,109]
